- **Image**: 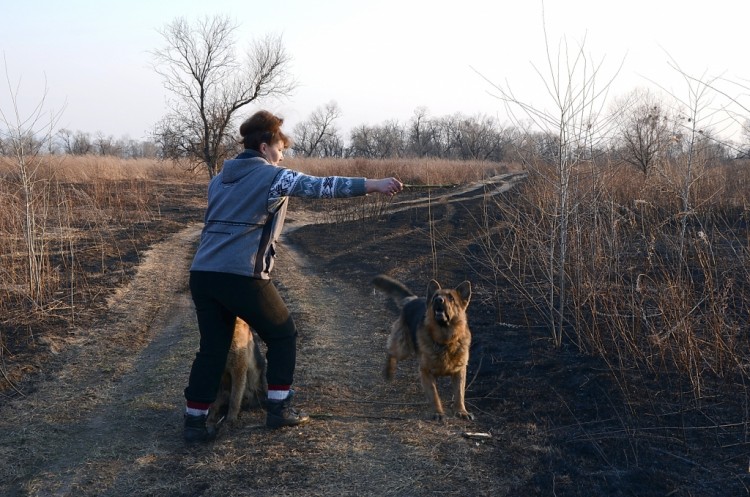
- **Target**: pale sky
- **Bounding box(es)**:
[1,0,747,142]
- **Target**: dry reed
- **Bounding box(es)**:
[467,158,750,397]
[0,154,193,183]
[0,155,199,340]
[7,151,746,399]
[289,156,517,186]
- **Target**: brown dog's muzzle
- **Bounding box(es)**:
[432,296,450,324]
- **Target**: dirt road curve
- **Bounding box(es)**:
[1,175,532,497]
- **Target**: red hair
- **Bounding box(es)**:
[239,110,292,151]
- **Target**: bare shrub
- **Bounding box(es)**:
[0,154,200,337]
[471,158,750,396]
[465,22,749,396]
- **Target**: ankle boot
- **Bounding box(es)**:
[183,413,217,443]
[265,391,310,429]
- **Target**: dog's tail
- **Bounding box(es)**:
[372,274,415,303]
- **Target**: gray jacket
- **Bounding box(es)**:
[190,150,367,278]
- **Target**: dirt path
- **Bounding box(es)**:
[0,224,204,496]
[0,174,534,497]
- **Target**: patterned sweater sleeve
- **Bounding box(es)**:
[268,168,367,207]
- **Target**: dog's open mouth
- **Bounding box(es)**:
[433,300,450,324]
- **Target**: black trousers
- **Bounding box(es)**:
[184,271,297,404]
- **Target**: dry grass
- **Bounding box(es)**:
[290,156,520,186]
[0,154,204,392]
[0,154,193,182]
[287,157,522,225]
[2,154,506,394]
[6,151,747,398]
[467,158,750,397]
[2,152,748,495]
[1,154,499,328]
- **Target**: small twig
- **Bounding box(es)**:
[0,362,25,398]
[351,414,409,421]
[334,399,427,406]
[466,354,483,391]
[402,183,458,189]
[651,448,702,468]
[310,413,408,421]
[462,432,493,440]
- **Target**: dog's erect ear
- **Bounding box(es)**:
[455,281,472,304]
[427,280,441,301]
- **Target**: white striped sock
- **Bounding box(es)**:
[267,390,290,401]
[186,407,209,416]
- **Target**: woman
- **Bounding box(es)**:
[183,110,403,443]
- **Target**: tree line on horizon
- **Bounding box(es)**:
[147,15,750,179]
[1,99,745,172]
[3,14,749,179]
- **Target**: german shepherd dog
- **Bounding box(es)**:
[373,275,474,421]
[207,318,267,428]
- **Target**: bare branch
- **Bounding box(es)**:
[150,17,295,178]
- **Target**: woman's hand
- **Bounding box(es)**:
[365,177,403,196]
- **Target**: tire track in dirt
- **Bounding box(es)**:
[390,172,527,213]
[283,172,527,265]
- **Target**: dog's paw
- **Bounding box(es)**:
[431,412,446,422]
[455,411,475,421]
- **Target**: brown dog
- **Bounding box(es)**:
[373,275,474,421]
[207,318,267,428]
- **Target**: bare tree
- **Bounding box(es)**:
[348,124,376,158]
[372,120,406,158]
[657,63,719,261]
[57,128,92,155]
[428,116,459,158]
[405,108,466,159]
[73,131,93,155]
[57,128,74,154]
[0,62,62,305]
[741,120,750,157]
[119,138,158,159]
[151,16,295,178]
[455,114,506,161]
[292,101,342,157]
[95,132,122,156]
[407,107,432,157]
[477,27,621,347]
[320,133,345,158]
[612,88,675,175]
